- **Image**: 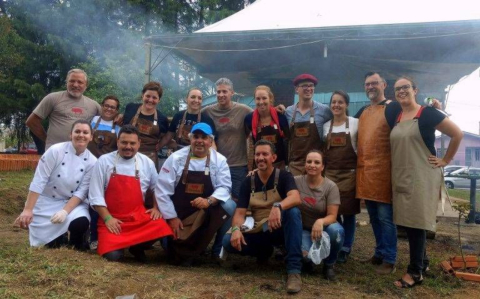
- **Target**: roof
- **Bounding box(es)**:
[198,0,480,33]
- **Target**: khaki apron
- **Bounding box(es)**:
[356,104,392,203]
[288,104,323,176]
[390,107,442,232]
[246,168,281,234]
[171,150,229,257]
[130,106,162,170]
[324,118,360,215]
[175,111,201,150]
[248,119,286,171]
[87,118,117,158]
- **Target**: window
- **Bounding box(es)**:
[475,148,480,161]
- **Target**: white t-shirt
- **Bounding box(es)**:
[323,116,358,153]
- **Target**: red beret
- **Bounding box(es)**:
[293,74,318,86]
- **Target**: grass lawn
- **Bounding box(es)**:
[1,170,479,298]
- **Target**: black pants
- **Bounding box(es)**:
[46,217,89,250]
[403,226,430,276]
[103,240,156,261]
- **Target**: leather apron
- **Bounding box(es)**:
[97,155,173,255]
[390,107,442,232]
[175,111,201,150]
[87,119,117,158]
[246,168,281,234]
[171,150,229,257]
[324,118,360,215]
[249,120,286,171]
[288,104,323,176]
[356,104,392,203]
[130,106,161,170]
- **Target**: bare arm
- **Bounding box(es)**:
[62,196,82,214]
[94,205,123,235]
[311,204,339,241]
[26,113,47,142]
[279,189,301,210]
[157,131,174,150]
[14,191,40,228]
[428,118,463,167]
[230,208,247,251]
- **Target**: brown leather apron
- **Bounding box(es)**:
[356,104,392,203]
[248,120,286,171]
[324,118,360,215]
[288,103,323,176]
[390,107,442,232]
[246,168,281,234]
[130,106,161,170]
[175,111,201,149]
[171,150,229,256]
[87,118,117,158]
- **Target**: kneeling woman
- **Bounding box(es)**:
[294,150,345,280]
[15,120,97,250]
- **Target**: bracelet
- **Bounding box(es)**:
[104,215,112,223]
[231,226,240,233]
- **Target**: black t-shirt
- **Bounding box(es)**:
[244,112,290,163]
[237,169,297,209]
[168,110,217,138]
[385,106,446,155]
[123,103,169,137]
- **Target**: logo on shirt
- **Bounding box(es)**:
[219,117,230,124]
[71,107,85,115]
[161,167,170,173]
[303,196,316,206]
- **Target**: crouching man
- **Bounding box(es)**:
[156,123,236,265]
[222,140,303,294]
[89,125,173,261]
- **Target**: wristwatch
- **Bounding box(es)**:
[273,202,282,211]
[207,197,214,206]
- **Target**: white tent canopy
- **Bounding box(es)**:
[198,0,480,33]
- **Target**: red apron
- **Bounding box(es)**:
[97,157,173,255]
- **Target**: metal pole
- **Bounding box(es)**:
[144,43,152,84]
[468,178,477,223]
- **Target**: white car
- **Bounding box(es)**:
[443,165,466,176]
[444,167,480,189]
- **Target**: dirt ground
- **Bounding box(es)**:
[1,170,479,299]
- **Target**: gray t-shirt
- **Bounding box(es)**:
[202,102,253,167]
[294,175,340,229]
[33,91,101,149]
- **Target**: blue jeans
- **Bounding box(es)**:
[89,207,99,242]
[301,222,345,266]
[229,166,248,200]
[365,200,397,264]
[211,198,237,256]
[223,207,303,274]
[338,214,356,253]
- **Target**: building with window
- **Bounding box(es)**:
[436,132,480,167]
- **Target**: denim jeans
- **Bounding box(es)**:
[402,226,429,276]
[301,222,345,266]
[89,207,99,242]
[211,198,237,257]
[223,207,303,274]
[229,166,248,200]
[365,200,397,264]
[337,214,356,253]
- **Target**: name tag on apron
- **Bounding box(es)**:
[295,127,309,137]
[138,123,153,135]
[185,183,205,195]
[262,135,277,143]
[331,135,347,147]
[303,196,316,206]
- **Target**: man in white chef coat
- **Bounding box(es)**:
[156,122,235,265]
[89,125,172,262]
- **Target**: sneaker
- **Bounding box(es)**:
[363,255,383,265]
[301,257,314,274]
[286,273,302,294]
[337,251,349,264]
[322,264,336,281]
[89,241,98,251]
[376,262,396,275]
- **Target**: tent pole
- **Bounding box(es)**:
[144,43,152,84]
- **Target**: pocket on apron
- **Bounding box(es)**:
[393,167,414,195]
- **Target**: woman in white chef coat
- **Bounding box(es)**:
[15,119,97,250]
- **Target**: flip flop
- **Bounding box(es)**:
[394,274,423,288]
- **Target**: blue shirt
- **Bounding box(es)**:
[285,101,332,139]
[90,116,120,136]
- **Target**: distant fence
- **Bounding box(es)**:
[0,154,40,171]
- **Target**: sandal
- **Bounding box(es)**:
[394,274,423,288]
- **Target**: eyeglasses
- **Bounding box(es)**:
[364,81,380,88]
[394,85,412,92]
[103,104,118,110]
[298,84,315,90]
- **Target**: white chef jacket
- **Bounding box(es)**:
[155,146,232,219]
[28,142,97,246]
[88,151,158,207]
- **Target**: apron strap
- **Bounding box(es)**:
[93,117,101,132]
[114,153,139,179]
[131,105,158,127]
[250,173,255,196]
[290,101,314,127]
[326,117,350,150]
[273,168,279,193]
[177,110,188,140]
[181,149,211,184]
[395,106,425,124]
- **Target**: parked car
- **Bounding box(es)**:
[444,167,480,189]
[443,165,466,176]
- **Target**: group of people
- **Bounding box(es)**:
[14,68,463,294]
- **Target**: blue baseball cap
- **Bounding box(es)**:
[191,122,212,135]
